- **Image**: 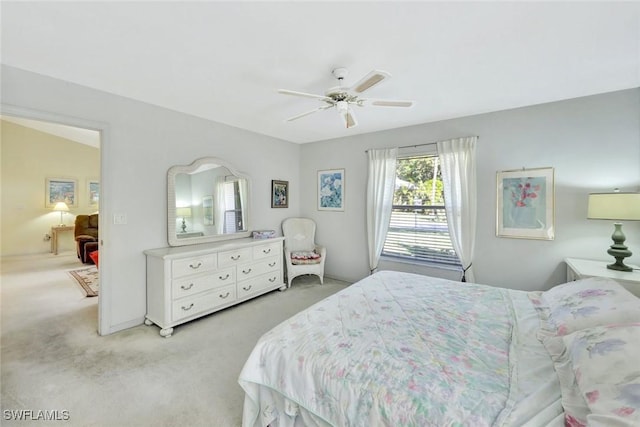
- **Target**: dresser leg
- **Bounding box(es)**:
[159,327,173,338]
[278,285,287,292]
[144,318,153,326]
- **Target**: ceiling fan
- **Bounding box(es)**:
[278,68,414,129]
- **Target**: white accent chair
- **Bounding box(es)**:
[282,218,326,287]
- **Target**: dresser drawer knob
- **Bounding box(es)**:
[268,262,276,267]
[219,274,230,280]
[181,283,194,291]
[231,255,241,261]
[242,285,252,291]
[269,276,277,283]
[181,303,195,311]
[242,268,252,275]
[263,248,271,254]
[219,292,230,299]
[189,262,202,269]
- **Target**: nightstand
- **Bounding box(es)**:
[565,258,640,297]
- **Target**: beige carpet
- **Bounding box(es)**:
[68,266,99,297]
[1,253,349,427]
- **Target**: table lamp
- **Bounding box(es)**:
[587,191,640,271]
[53,202,69,226]
[176,206,192,233]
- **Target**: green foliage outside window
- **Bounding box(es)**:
[394,156,444,206]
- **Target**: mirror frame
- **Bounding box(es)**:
[167,157,252,247]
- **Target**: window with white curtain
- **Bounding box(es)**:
[382,155,461,267]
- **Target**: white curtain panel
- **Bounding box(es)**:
[366,148,398,273]
[437,136,478,282]
[214,176,226,235]
[238,178,248,229]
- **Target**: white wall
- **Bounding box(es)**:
[2,65,301,334]
[3,64,638,334]
[1,120,100,255]
[300,89,640,291]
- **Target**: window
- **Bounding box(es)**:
[382,155,460,267]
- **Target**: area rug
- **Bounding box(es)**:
[68,266,99,297]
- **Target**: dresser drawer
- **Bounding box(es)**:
[172,255,217,279]
[237,257,280,282]
[171,267,235,299]
[237,271,282,299]
[218,247,253,267]
[253,241,282,260]
[172,284,236,322]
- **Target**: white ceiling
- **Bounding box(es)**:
[0,115,101,148]
[2,1,639,144]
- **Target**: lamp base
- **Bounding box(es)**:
[607,260,633,272]
[606,222,633,272]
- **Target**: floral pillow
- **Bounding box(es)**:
[562,324,640,426]
[529,277,640,336]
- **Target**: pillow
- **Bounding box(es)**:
[530,277,640,336]
[563,324,640,426]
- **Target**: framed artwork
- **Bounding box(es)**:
[88,179,100,208]
[496,167,555,240]
[45,177,78,208]
[203,195,214,225]
[271,180,289,208]
[318,169,345,211]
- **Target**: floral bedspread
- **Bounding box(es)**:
[239,271,525,426]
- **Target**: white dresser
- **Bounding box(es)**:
[144,237,285,337]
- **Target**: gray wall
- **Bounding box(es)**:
[2,65,300,334]
[3,64,639,334]
[300,89,640,290]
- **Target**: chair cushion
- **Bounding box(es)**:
[291,251,321,265]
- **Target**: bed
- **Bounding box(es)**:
[239,270,640,426]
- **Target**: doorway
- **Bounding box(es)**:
[0,105,108,334]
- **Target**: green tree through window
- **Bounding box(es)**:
[383,155,460,267]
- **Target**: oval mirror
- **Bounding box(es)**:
[167,157,251,246]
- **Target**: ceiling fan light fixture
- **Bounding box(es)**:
[343,111,357,129]
[278,68,412,128]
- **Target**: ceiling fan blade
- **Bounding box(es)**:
[285,105,333,122]
[341,109,358,129]
[370,100,414,107]
[277,89,331,101]
[349,69,391,94]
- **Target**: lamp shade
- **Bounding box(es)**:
[176,207,192,218]
[53,202,69,212]
[587,193,640,221]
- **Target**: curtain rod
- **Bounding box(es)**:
[364,136,479,153]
